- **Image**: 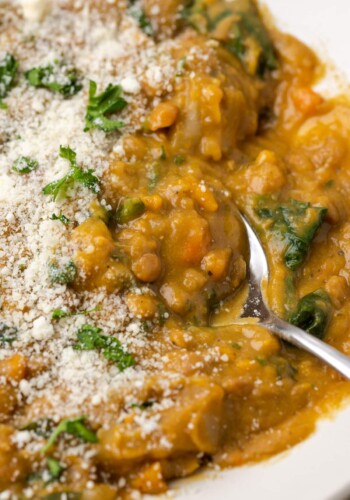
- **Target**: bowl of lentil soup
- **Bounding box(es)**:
[0,0,350,499]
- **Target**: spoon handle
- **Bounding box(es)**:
[263,316,350,380]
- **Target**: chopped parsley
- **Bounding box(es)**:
[0,53,18,108]
[51,309,69,320]
[0,323,17,344]
[41,416,97,454]
[25,61,82,97]
[50,213,70,225]
[84,81,127,133]
[73,324,135,371]
[129,6,154,36]
[21,418,54,437]
[131,400,155,410]
[43,146,100,200]
[52,306,100,320]
[12,156,38,174]
[48,260,77,285]
[47,457,64,480]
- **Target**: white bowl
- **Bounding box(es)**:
[163,2,350,499]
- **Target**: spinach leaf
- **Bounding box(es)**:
[25,61,82,96]
[84,81,127,133]
[290,288,332,339]
[129,6,154,36]
[73,324,135,371]
[183,0,277,77]
[0,53,18,108]
[43,146,100,200]
[229,2,278,76]
[41,416,97,454]
[51,308,69,320]
[21,418,54,437]
[257,199,327,271]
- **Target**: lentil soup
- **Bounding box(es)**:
[0,0,350,498]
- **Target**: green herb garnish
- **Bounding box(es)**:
[48,260,77,285]
[130,400,155,410]
[257,199,327,271]
[12,156,38,174]
[41,416,97,454]
[183,0,278,77]
[52,306,100,320]
[43,146,100,200]
[84,81,127,133]
[51,309,69,320]
[50,213,70,225]
[0,323,17,344]
[290,288,332,339]
[73,324,135,371]
[115,197,145,224]
[47,457,64,480]
[25,61,82,96]
[0,53,18,108]
[129,6,154,36]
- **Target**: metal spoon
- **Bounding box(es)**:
[240,215,350,380]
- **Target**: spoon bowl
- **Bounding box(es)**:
[240,214,350,380]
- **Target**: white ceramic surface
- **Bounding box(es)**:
[164,2,350,499]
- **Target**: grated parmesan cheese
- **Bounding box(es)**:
[0,0,180,453]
